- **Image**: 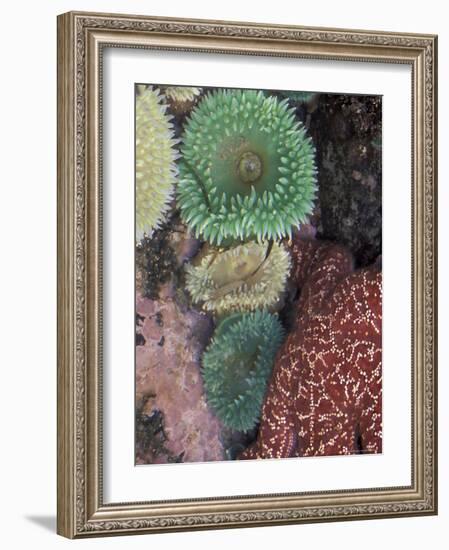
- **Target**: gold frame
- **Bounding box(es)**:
[57,11,438,538]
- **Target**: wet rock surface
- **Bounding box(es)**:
[307,94,382,267]
[135,288,225,464]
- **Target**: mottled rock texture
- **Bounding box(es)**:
[308,94,382,267]
[239,237,382,459]
[135,289,225,464]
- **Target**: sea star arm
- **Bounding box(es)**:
[239,239,382,460]
[238,364,297,460]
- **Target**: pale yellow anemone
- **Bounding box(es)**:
[136,85,179,240]
[164,86,202,103]
[185,241,291,316]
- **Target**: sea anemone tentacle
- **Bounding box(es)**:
[177,89,317,245]
[186,241,291,315]
[164,86,202,103]
[135,85,180,240]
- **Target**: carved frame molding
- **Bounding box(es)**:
[57,11,437,538]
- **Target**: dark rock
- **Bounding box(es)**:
[308,94,382,267]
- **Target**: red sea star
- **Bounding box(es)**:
[239,237,382,459]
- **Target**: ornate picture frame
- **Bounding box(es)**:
[57,11,438,538]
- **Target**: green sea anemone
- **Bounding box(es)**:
[185,241,291,315]
[164,86,202,103]
[202,311,284,431]
[135,85,179,240]
[280,90,317,104]
[177,89,317,245]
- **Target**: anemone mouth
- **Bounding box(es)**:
[237,151,263,184]
[185,241,291,316]
[209,246,262,287]
[211,133,275,197]
[178,89,317,245]
[202,311,285,432]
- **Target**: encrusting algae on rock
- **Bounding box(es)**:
[136,290,225,463]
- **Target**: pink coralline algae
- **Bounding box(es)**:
[136,288,225,464]
[239,237,382,459]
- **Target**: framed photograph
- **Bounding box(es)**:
[57,11,438,538]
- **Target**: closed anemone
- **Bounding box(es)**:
[185,241,291,315]
[202,311,284,432]
[135,85,179,240]
[177,89,317,245]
